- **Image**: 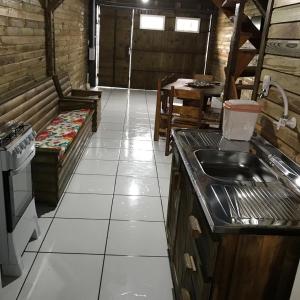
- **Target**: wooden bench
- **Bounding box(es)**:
[53,73,102,132]
[0,78,99,205]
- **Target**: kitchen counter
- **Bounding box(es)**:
[173,128,300,234]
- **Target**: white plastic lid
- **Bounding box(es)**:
[224,99,261,113]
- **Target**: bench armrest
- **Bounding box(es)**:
[59,97,97,112]
[61,96,98,103]
[71,89,102,98]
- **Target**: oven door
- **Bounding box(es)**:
[3,151,35,233]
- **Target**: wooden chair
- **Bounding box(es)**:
[165,87,204,156]
[193,74,214,82]
[153,73,177,141]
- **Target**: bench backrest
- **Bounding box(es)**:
[53,73,72,98]
[0,78,60,133]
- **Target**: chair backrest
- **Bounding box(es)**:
[193,74,214,82]
[0,78,60,133]
[161,73,177,87]
[169,87,203,121]
[53,73,72,97]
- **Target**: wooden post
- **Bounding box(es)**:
[44,0,65,76]
[45,8,55,76]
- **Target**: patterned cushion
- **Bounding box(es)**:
[35,109,90,160]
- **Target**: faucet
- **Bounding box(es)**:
[259,75,297,130]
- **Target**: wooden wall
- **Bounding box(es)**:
[98,7,212,90]
[0,0,88,101]
[0,0,46,97]
[257,0,300,163]
[54,0,89,89]
[210,1,260,82]
[131,11,211,90]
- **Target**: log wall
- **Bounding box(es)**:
[0,0,88,101]
[0,0,46,97]
[54,0,89,89]
[257,0,300,163]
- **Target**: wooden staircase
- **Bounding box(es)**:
[212,0,266,100]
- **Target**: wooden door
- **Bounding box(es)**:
[99,7,132,87]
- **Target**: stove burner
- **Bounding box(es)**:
[0,121,27,148]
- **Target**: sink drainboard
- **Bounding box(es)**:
[210,183,300,223]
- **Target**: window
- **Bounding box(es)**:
[175,17,200,33]
[140,14,165,31]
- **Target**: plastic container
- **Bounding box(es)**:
[222,99,261,141]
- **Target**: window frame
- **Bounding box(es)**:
[139,14,166,31]
[175,17,201,33]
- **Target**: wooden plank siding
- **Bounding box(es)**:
[54,0,89,88]
[0,0,88,101]
[131,11,211,90]
[258,0,300,164]
[99,7,214,90]
[0,0,46,97]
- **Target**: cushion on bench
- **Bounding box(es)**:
[35,109,91,159]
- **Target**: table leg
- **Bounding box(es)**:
[154,91,161,141]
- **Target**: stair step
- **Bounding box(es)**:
[239,66,257,77]
[239,31,254,47]
[234,50,258,78]
[239,48,259,54]
[236,83,255,90]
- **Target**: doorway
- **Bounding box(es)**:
[98,7,133,87]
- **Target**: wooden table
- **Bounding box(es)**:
[162,78,224,97]
[154,78,224,141]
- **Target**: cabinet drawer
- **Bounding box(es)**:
[188,213,219,279]
[181,250,211,300]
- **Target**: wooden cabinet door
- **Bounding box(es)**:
[166,147,183,253]
[191,199,219,280]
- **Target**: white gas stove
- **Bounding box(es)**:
[0,121,40,277]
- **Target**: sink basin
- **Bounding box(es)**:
[195,150,278,183]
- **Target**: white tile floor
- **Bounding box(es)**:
[0,88,173,300]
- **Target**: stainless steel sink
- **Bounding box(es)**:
[195,150,278,183]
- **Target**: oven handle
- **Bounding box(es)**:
[11,150,35,176]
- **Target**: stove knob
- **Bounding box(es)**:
[20,141,26,149]
[14,146,21,155]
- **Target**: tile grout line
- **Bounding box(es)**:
[145,90,167,225]
[96,89,129,300]
[16,179,70,299]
